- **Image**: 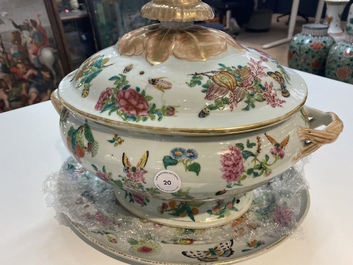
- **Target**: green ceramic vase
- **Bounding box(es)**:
[325,33,353,84]
[288,23,335,76]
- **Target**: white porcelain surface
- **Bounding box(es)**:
[325,0,349,35]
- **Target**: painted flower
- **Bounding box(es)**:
[132,192,146,205]
[273,205,295,227]
[344,48,353,57]
[270,147,285,159]
[95,87,113,110]
[127,169,147,184]
[287,51,293,61]
[116,88,149,116]
[211,205,222,214]
[94,212,111,225]
[166,106,176,116]
[186,149,198,160]
[311,60,321,69]
[171,148,187,159]
[262,82,285,108]
[310,41,324,50]
[129,241,161,256]
[220,145,245,183]
[336,66,352,80]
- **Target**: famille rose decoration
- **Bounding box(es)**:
[325,31,353,83]
[288,23,335,76]
[52,0,343,244]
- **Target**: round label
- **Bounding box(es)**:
[154,170,181,193]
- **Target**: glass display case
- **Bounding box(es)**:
[85,0,152,50]
[60,9,97,69]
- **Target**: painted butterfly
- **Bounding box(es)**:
[122,151,149,173]
[267,71,290,97]
[265,133,290,150]
[182,240,234,262]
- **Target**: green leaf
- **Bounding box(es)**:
[145,95,153,101]
[242,104,250,111]
[247,168,254,175]
[84,69,102,84]
[149,103,156,112]
[265,154,270,162]
[148,114,156,121]
[163,156,179,169]
[127,238,139,245]
[187,162,201,176]
[236,143,244,150]
[253,171,260,178]
[242,150,255,160]
[222,97,230,104]
[108,75,120,81]
[67,126,75,137]
[186,206,196,222]
[246,139,256,148]
[93,56,103,68]
[84,124,95,142]
[100,102,117,113]
[91,164,98,171]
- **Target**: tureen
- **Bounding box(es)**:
[51,0,343,228]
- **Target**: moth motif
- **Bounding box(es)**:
[182,240,234,262]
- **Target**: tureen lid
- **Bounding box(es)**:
[58,0,308,135]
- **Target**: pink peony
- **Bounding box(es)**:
[220,145,245,183]
[116,88,149,116]
[95,87,113,110]
[127,169,147,184]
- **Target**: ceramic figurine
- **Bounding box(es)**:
[288,23,335,76]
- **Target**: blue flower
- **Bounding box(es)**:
[170,148,187,159]
[186,149,198,160]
